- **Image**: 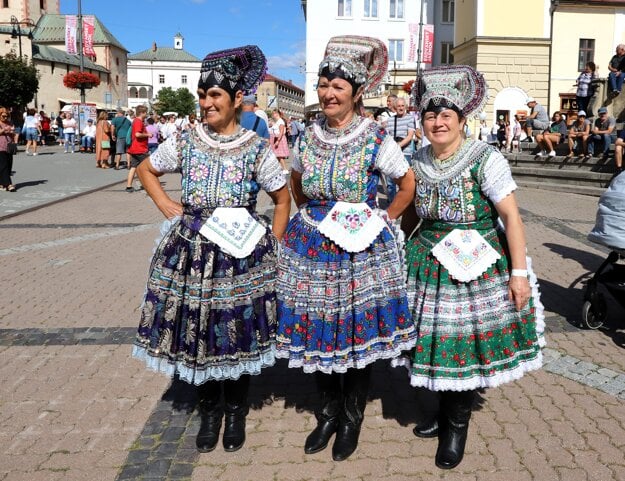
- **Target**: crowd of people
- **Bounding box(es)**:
[125,36,544,473]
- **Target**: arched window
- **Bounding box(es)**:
[139,87,148,98]
[129,87,138,98]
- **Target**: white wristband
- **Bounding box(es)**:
[511,269,528,277]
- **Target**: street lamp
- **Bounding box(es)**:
[10,15,34,60]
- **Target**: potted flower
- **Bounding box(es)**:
[63,71,101,90]
[402,79,414,94]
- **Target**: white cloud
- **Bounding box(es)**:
[268,49,305,71]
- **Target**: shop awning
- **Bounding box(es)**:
[57,98,119,110]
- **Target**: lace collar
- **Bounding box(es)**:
[414,139,490,183]
[194,123,254,148]
[313,114,371,145]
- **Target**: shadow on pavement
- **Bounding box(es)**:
[156,359,472,429]
[543,242,606,275]
[14,179,48,189]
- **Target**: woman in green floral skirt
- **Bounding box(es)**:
[399,66,545,470]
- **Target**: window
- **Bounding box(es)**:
[338,0,352,16]
[578,38,595,71]
[115,57,119,66]
[442,0,454,23]
[441,42,454,64]
[40,0,45,9]
[159,74,165,84]
[181,75,187,85]
[2,0,8,7]
[364,0,377,18]
[115,75,119,85]
[389,0,404,19]
[388,39,404,62]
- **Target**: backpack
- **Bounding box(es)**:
[126,119,134,147]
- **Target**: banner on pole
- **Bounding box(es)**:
[65,15,77,55]
[422,24,434,64]
[408,23,419,62]
[82,16,96,56]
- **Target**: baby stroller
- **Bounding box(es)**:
[583,172,625,329]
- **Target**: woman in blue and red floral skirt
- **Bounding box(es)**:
[276,36,416,461]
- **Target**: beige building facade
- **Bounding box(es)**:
[453,0,551,130]
[1,2,127,115]
[257,74,305,119]
[551,1,625,119]
[453,0,625,131]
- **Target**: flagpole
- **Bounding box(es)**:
[416,0,425,78]
[77,0,85,104]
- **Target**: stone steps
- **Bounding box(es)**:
[504,142,618,196]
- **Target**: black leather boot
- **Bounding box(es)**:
[413,416,439,438]
[305,372,341,454]
[435,390,475,469]
[223,376,250,452]
[332,366,371,462]
[196,381,223,453]
[413,388,440,438]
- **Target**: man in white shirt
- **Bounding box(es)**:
[160,115,178,140]
[80,119,97,152]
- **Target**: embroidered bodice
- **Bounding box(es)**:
[411,139,516,223]
[293,115,408,206]
[150,124,285,210]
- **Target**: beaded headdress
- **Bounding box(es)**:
[412,65,488,118]
[318,35,388,93]
[199,45,267,95]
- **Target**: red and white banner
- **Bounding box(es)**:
[422,24,434,64]
[82,16,96,56]
[65,15,77,55]
[408,23,419,62]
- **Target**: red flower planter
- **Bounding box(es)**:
[63,71,101,90]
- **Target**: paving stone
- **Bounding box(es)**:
[3,183,625,481]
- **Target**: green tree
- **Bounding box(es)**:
[153,87,196,116]
[0,53,39,109]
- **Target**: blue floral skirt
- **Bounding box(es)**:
[132,215,278,385]
[276,204,416,373]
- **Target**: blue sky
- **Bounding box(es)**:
[60,0,306,88]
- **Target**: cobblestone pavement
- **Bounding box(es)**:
[1,171,625,480]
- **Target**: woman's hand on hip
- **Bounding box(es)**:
[157,198,183,220]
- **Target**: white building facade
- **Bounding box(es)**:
[301,0,455,109]
[127,34,201,111]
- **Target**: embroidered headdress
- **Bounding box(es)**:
[412,65,488,118]
[199,45,267,96]
[318,35,388,93]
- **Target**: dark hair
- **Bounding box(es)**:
[319,66,361,97]
[421,99,464,120]
[586,61,596,72]
[147,117,155,125]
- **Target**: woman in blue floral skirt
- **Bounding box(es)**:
[276,36,416,461]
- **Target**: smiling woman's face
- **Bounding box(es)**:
[422,108,464,149]
[317,76,357,124]
[197,86,241,133]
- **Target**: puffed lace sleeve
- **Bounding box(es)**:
[149,135,181,173]
[375,134,410,179]
[479,150,518,204]
[257,141,286,192]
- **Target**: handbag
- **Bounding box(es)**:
[7,142,17,155]
[100,140,111,149]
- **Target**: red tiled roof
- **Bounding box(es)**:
[263,73,304,93]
